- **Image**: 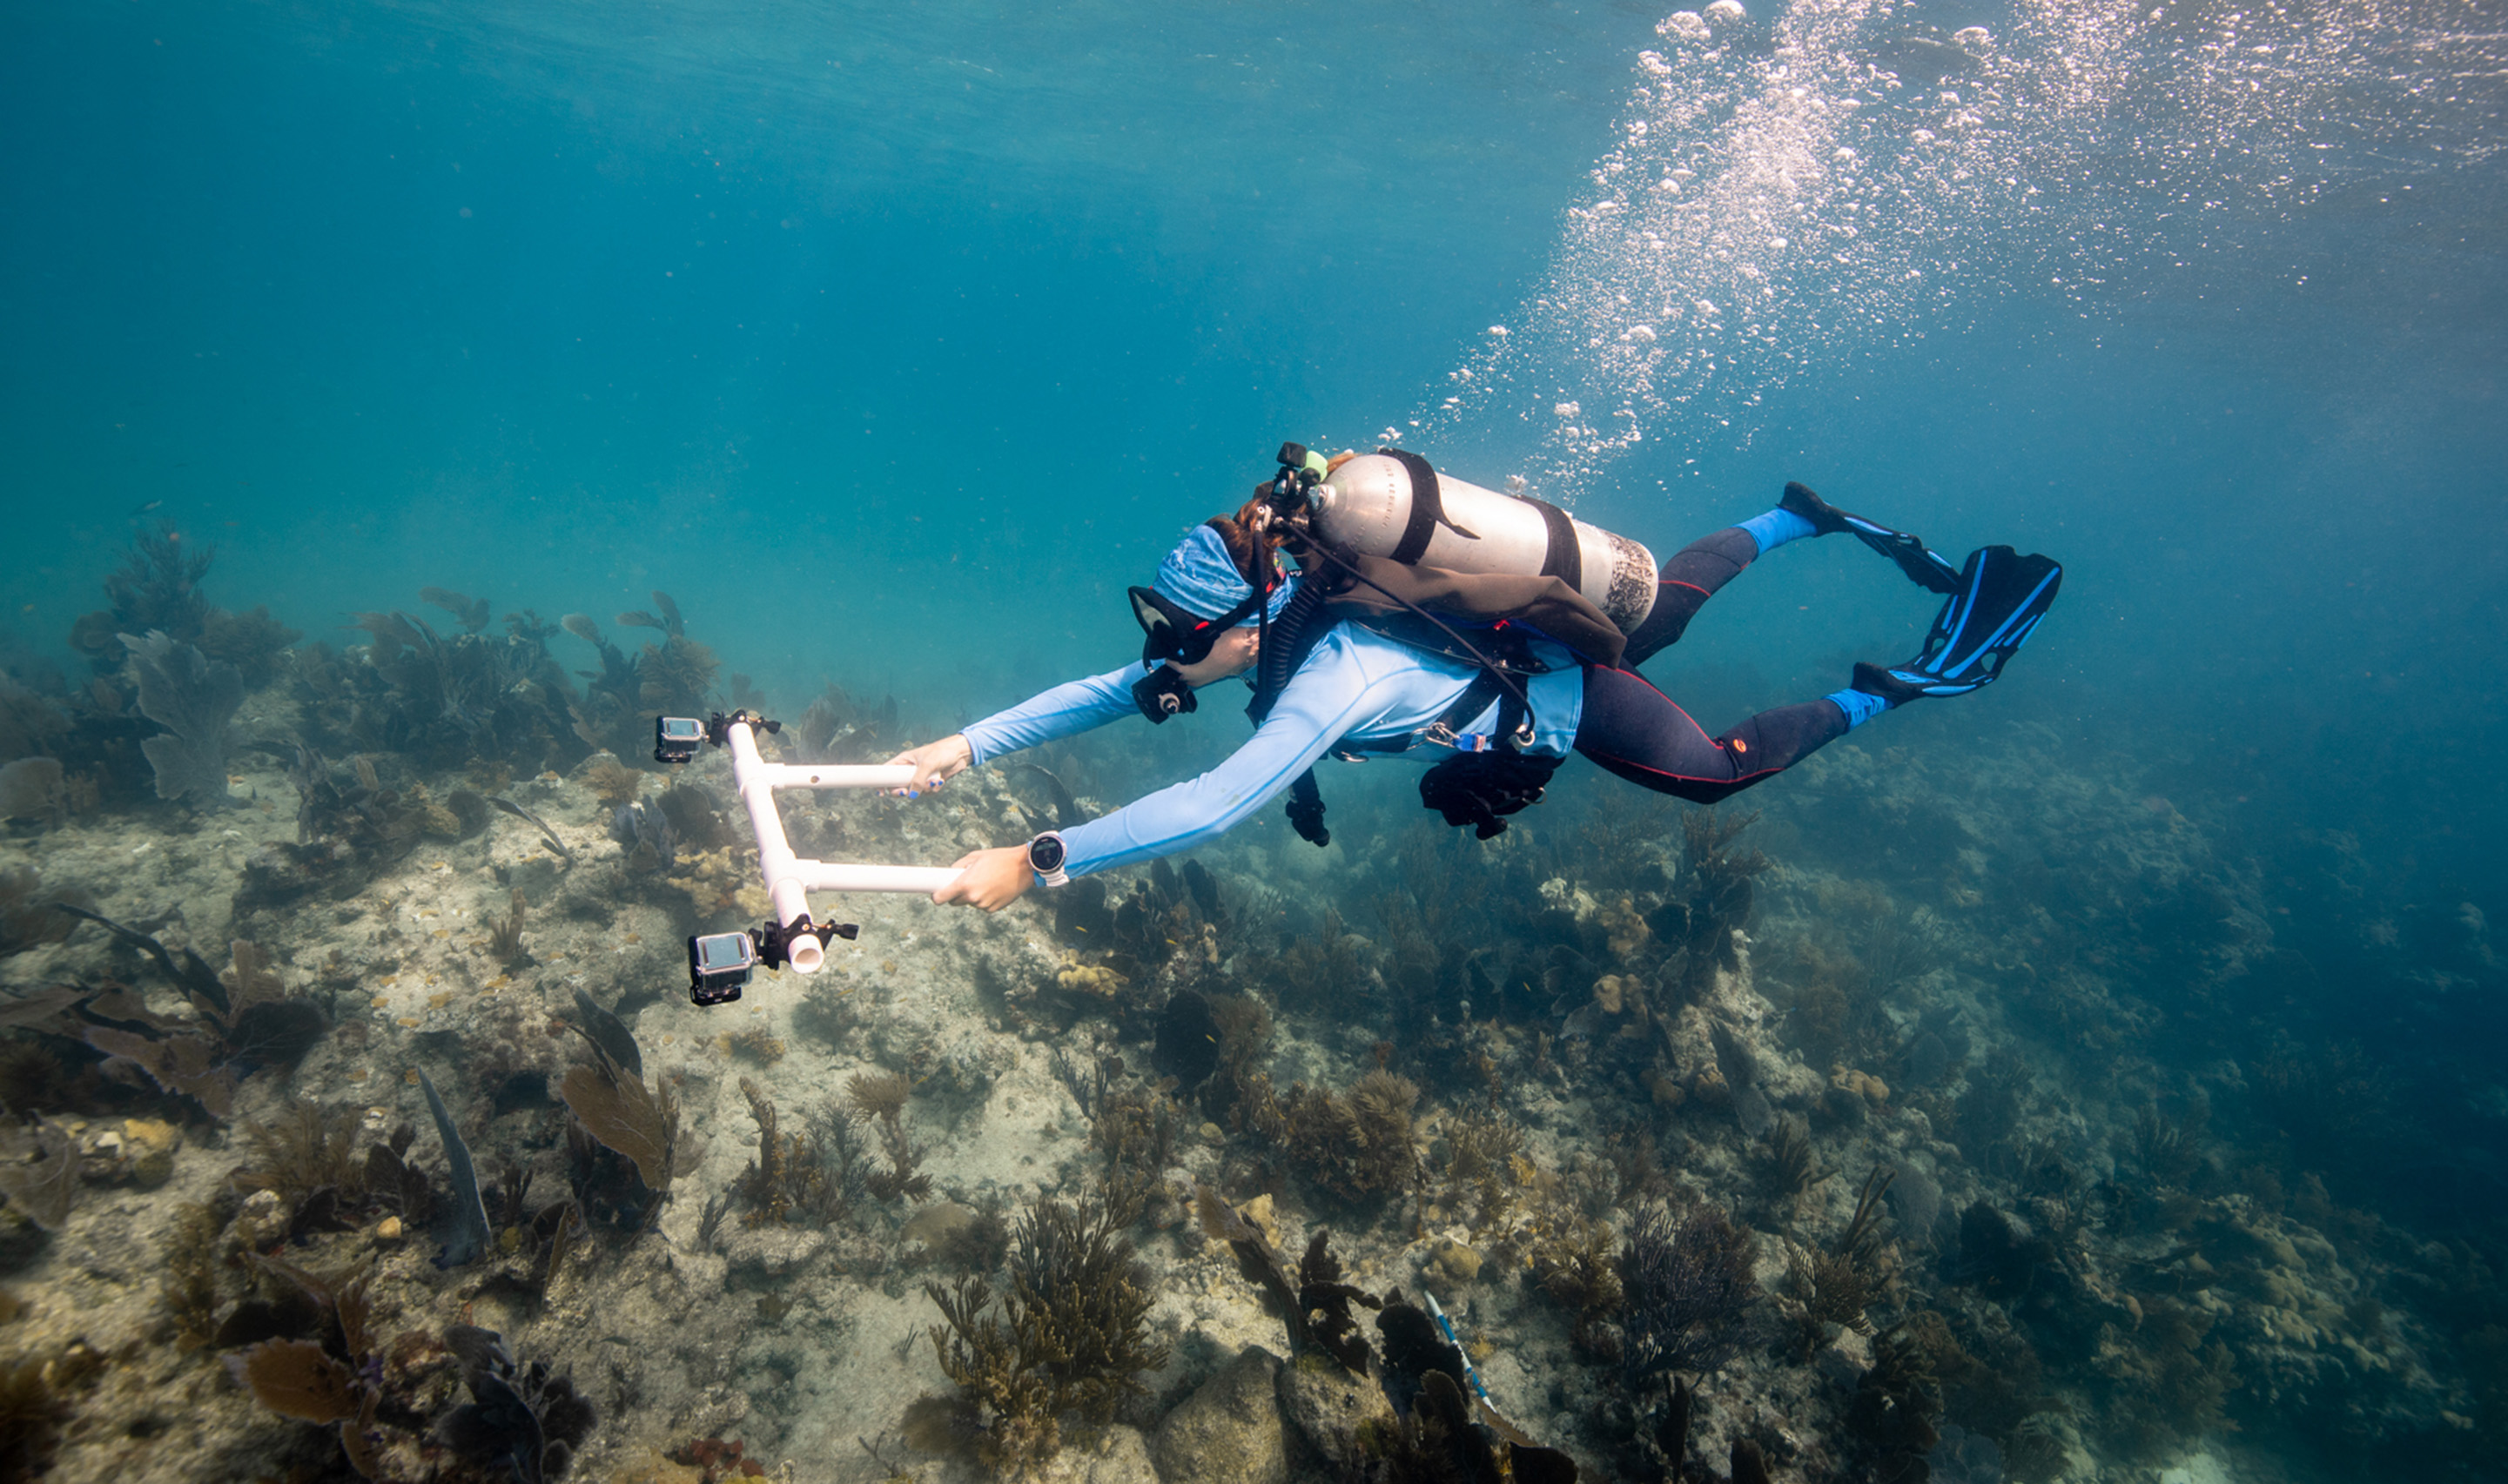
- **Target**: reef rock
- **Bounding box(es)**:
[1153,1344,1287,1484]
[1063,1424,1160,1483]
[1276,1348,1395,1474]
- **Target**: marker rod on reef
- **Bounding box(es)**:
[721,719,962,973]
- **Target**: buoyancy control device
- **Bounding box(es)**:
[1308,451,1661,634]
[1220,443,1655,846]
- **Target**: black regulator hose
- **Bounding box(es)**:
[1274,530,1540,738]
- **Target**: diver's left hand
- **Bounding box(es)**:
[933,844,1036,912]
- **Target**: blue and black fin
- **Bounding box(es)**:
[1854,544,2062,702]
[1780,480,1964,594]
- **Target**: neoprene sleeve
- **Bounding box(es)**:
[961,662,1151,765]
[966,626,1583,878]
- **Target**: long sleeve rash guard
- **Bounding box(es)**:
[959,625,1585,879]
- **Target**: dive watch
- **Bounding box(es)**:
[1026,831,1070,888]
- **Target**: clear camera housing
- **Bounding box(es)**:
[655,715,705,764]
[687,930,757,1005]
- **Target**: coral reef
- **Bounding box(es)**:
[1785,1167,1898,1354]
[1620,1200,1763,1380]
[847,1071,931,1204]
[120,630,242,807]
[0,521,2495,1484]
[71,924,327,1118]
[0,870,87,957]
[914,1185,1169,1477]
[557,1024,677,1225]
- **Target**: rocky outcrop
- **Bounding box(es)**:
[1153,1345,1288,1484]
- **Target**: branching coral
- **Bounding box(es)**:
[849,1072,931,1203]
[1527,1212,1624,1354]
[631,600,721,717]
[1626,808,1770,1007]
[794,682,900,764]
[487,887,529,968]
[736,1078,875,1227]
[1846,1319,1946,1477]
[1621,1200,1762,1380]
[232,1101,366,1220]
[917,1188,1170,1477]
[1787,1166,1898,1354]
[198,604,302,689]
[1436,1109,1526,1238]
[577,752,643,809]
[75,523,212,656]
[1765,1116,1830,1198]
[1277,1070,1421,1206]
[1088,1070,1181,1227]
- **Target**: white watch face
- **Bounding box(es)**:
[1031,836,1066,875]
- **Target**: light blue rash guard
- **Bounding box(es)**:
[960,626,1585,879]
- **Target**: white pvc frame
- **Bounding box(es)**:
[722,720,965,973]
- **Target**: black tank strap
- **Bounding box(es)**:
[1528,496,1583,594]
[1382,447,1478,563]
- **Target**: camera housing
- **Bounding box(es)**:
[686,930,758,1005]
[655,715,706,764]
[1130,664,1198,723]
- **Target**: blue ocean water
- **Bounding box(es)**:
[4,0,2505,1476]
[12,0,2498,913]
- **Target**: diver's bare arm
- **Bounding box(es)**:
[884,734,973,795]
[933,844,1034,911]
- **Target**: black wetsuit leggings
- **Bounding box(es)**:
[1572,527,1848,805]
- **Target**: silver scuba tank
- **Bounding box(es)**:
[1309,451,1659,633]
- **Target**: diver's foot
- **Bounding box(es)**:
[1851,661,1929,706]
[1783,480,1965,594]
[1779,480,1857,536]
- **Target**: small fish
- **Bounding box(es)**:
[129,500,163,516]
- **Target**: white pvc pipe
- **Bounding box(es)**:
[750,762,920,790]
[724,722,813,948]
[721,722,966,974]
[796,862,965,893]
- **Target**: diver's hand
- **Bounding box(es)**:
[886,735,973,797]
[1173,625,1261,688]
[932,844,1036,912]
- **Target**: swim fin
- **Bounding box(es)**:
[1780,481,1964,594]
[1852,544,2062,702]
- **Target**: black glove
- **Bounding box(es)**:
[1419,750,1559,841]
[1285,770,1330,848]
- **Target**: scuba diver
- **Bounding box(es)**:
[887,447,2061,911]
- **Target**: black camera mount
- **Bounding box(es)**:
[656,709,783,765]
[686,913,859,1006]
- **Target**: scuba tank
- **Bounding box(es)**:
[1311,451,1660,634]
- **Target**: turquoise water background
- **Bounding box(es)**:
[3,1,2502,1044]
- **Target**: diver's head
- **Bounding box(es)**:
[1128,520,1297,668]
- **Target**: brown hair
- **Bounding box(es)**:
[1210,451,1355,583]
[1207,494,1290,587]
